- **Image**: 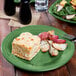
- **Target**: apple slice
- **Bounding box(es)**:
[49,35,59,40]
[49,45,59,56]
[48,40,53,45]
[53,39,66,44]
[40,40,49,52]
[52,35,59,39]
[38,32,49,40]
[48,30,55,35]
[53,43,67,51]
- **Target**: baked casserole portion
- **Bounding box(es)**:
[12,32,40,60]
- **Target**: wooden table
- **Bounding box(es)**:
[0,0,76,76]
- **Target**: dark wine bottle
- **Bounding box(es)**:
[19,1,32,24]
[4,0,16,16]
[21,0,30,3]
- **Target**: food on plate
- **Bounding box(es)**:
[66,14,76,19]
[60,0,67,6]
[52,0,76,21]
[48,40,53,45]
[71,0,76,10]
[48,35,59,41]
[49,46,59,56]
[40,40,49,52]
[53,39,66,44]
[70,0,76,6]
[56,0,67,12]
[12,32,41,60]
[52,43,67,51]
[38,30,68,56]
[12,30,68,60]
[56,4,63,12]
[38,32,49,40]
[48,30,55,35]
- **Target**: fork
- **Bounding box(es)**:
[63,34,76,42]
[55,31,76,42]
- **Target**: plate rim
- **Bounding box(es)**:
[1,25,75,72]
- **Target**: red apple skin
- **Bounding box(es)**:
[41,50,48,52]
[49,35,59,40]
[53,39,66,44]
[38,32,49,40]
[52,35,59,40]
[39,32,66,43]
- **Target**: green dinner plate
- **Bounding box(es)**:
[1,25,75,72]
[48,0,76,24]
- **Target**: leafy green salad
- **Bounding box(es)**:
[52,0,76,21]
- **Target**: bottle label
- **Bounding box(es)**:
[14,0,21,3]
[35,0,48,12]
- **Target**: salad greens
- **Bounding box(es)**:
[52,0,76,21]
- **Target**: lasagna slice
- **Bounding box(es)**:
[12,32,40,60]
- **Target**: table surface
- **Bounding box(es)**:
[0,0,76,76]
